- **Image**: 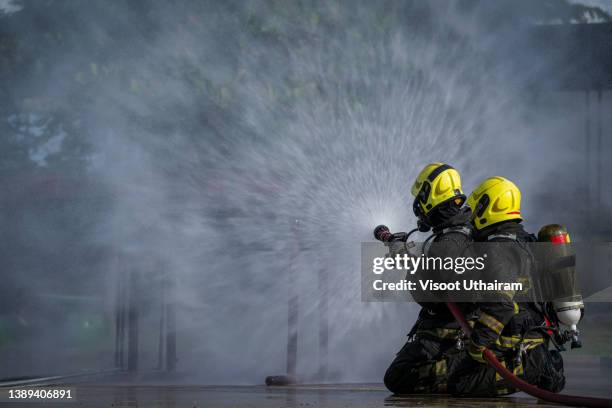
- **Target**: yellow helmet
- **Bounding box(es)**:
[467,176,522,230]
[411,163,465,220]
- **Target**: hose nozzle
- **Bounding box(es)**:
[373,225,392,242]
[374,225,411,243]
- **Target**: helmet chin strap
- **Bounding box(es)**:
[413,194,432,232]
[417,218,431,232]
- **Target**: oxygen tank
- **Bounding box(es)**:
[538,224,584,349]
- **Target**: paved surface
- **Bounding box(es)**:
[0,384,562,408]
[0,359,610,407]
[1,381,611,408]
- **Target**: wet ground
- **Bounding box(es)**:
[0,384,565,408]
[1,358,610,407]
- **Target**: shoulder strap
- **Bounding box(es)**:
[422,233,437,255]
[424,225,472,255]
[488,231,538,302]
[488,232,533,256]
[487,232,517,241]
[442,225,473,238]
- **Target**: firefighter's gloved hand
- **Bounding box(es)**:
[386,241,407,258]
[468,341,487,364]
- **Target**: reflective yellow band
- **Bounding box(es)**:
[468,341,486,363]
[495,360,507,381]
[517,276,531,293]
[497,388,510,395]
[495,335,545,349]
[417,328,460,340]
[514,363,524,376]
[523,338,545,350]
[497,289,515,300]
[497,335,520,348]
[478,312,505,334]
[435,360,447,376]
[513,302,519,314]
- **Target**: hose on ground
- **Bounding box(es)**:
[446,302,612,408]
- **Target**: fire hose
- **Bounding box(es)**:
[446,301,612,408]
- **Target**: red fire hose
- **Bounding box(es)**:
[446,302,612,408]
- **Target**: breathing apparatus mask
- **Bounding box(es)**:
[412,194,465,233]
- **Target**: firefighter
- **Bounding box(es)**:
[447,176,565,396]
[383,163,476,394]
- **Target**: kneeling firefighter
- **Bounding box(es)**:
[447,176,566,396]
[383,163,477,394]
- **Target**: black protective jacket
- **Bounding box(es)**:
[469,221,545,354]
[414,206,475,328]
[453,221,565,396]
